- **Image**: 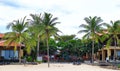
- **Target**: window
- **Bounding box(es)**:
[1,50,18,60]
[117,51,120,56]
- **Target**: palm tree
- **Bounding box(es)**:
[78,16,103,63]
[103,20,120,60]
[41,12,61,67]
[5,17,36,63]
[29,13,44,61]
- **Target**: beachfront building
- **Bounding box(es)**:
[0,33,24,62]
[97,46,120,61]
[94,30,120,61]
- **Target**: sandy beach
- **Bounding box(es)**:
[0,63,119,71]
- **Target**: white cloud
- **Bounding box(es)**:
[0,0,120,38]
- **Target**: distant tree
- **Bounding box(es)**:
[57,35,76,42]
[57,35,83,58]
[48,38,57,55]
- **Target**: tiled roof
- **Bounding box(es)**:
[0,33,4,38]
[0,33,24,47]
[0,40,24,47]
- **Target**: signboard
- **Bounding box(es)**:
[37,56,42,61]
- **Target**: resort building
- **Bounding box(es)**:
[97,46,120,61]
[95,30,120,61]
[0,33,24,62]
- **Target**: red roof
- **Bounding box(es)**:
[0,34,4,38]
[0,33,24,47]
[0,40,24,47]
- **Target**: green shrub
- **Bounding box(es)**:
[26,56,33,62]
[118,64,120,68]
[21,56,25,59]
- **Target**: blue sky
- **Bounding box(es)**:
[0,0,120,38]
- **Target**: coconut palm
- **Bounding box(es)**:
[5,17,36,63]
[78,16,103,63]
[29,13,45,61]
[103,20,120,60]
[41,12,61,67]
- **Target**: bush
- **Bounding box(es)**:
[118,64,120,68]
[26,56,33,62]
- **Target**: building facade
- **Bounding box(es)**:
[97,46,120,61]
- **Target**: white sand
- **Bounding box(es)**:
[0,63,119,71]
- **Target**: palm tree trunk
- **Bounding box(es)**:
[92,40,94,63]
[37,36,40,60]
[114,39,117,61]
[19,46,21,63]
[46,32,50,67]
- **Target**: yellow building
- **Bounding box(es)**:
[97,46,120,61]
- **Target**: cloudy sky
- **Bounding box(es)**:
[0,0,120,38]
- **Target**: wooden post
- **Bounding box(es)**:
[107,48,111,58]
[102,49,105,61]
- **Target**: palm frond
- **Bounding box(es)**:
[6,22,14,29]
[106,38,112,48]
[82,32,90,39]
[84,17,91,25]
[78,30,89,34]
[79,24,89,29]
